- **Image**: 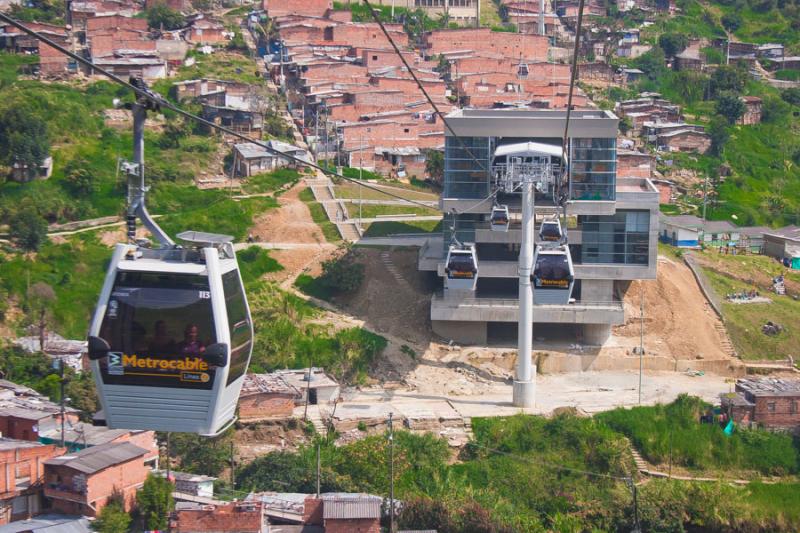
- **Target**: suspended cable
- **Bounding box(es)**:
[0,12,446,212]
[556,0,586,241]
[360,0,488,174]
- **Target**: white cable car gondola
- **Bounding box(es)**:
[86,82,253,436]
[532,246,575,305]
[539,217,563,242]
[490,205,510,232]
[445,244,478,291]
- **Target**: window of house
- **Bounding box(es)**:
[403,128,409,133]
[767,402,776,413]
[792,401,798,414]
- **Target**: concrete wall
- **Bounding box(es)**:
[432,320,488,344]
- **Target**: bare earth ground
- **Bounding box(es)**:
[250,181,336,285]
[614,256,729,361]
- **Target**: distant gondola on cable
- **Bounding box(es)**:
[86,79,253,437]
[490,205,510,232]
[539,217,563,242]
[532,246,575,305]
[445,244,478,291]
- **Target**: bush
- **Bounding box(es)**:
[318,247,365,294]
[721,12,742,31]
[136,473,174,531]
[658,32,689,57]
[0,105,49,175]
[8,208,48,251]
[93,498,131,533]
[715,92,746,124]
[781,87,800,106]
[146,4,185,30]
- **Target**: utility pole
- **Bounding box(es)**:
[359,130,364,231]
[166,432,171,480]
[59,358,65,449]
[638,282,644,404]
[702,171,709,243]
[539,0,546,36]
[230,440,235,489]
[513,166,536,408]
[388,412,395,533]
[315,442,321,497]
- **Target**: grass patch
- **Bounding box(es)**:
[248,282,386,383]
[0,234,108,338]
[596,395,800,476]
[775,70,800,81]
[242,168,300,195]
[159,197,277,242]
[298,187,342,243]
[362,219,442,237]
[237,246,283,287]
[294,273,334,301]
[334,183,437,201]
[702,267,800,360]
[346,204,440,219]
[659,203,682,215]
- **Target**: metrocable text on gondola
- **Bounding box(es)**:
[116,354,210,371]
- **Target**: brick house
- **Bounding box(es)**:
[0,391,80,443]
[722,378,800,430]
[186,19,229,45]
[264,0,332,17]
[0,439,64,525]
[250,492,381,532]
[43,441,153,517]
[238,373,300,422]
[738,96,762,125]
[170,501,266,532]
[657,129,711,153]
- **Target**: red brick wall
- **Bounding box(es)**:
[327,24,408,50]
[281,25,325,44]
[424,29,548,61]
[45,456,148,517]
[172,502,263,532]
[753,396,800,427]
[238,393,296,420]
[325,517,380,533]
[0,417,40,441]
[303,496,323,524]
[86,15,148,32]
[265,0,332,17]
[0,444,62,499]
[326,9,353,22]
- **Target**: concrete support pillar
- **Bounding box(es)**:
[583,323,611,346]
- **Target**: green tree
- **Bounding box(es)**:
[715,91,746,124]
[26,281,55,352]
[721,12,743,31]
[0,106,49,178]
[167,430,234,476]
[781,87,800,106]
[633,47,667,81]
[136,473,175,531]
[63,158,95,196]
[93,499,131,533]
[708,115,730,156]
[657,32,689,57]
[319,246,365,294]
[710,65,747,96]
[146,4,186,30]
[8,208,48,251]
[424,149,444,183]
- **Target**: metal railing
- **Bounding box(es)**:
[492,162,561,193]
[432,292,624,310]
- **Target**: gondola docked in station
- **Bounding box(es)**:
[87,232,254,436]
[532,245,575,305]
[489,205,510,232]
[538,217,563,243]
[444,244,479,291]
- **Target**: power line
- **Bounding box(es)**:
[0,11,445,212]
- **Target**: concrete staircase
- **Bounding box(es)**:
[714,322,738,358]
[305,405,327,435]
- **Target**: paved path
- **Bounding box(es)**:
[307,174,361,241]
[355,215,442,223]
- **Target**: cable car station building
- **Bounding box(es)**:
[419,109,659,345]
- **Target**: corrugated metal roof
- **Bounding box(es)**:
[0,514,91,533]
[44,441,148,474]
[322,494,381,520]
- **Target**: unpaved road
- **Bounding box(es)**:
[250,180,337,287]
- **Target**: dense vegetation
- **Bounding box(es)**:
[235,400,800,531]
[597,395,800,475]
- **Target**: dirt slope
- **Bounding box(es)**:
[615,256,729,360]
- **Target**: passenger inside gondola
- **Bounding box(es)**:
[148,320,175,354]
[178,324,206,355]
[448,254,477,278]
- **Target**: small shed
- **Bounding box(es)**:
[238,373,300,421]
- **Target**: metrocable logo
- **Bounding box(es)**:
[121,354,210,371]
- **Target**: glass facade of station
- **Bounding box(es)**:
[443,136,491,199]
[569,137,616,201]
[579,210,650,265]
